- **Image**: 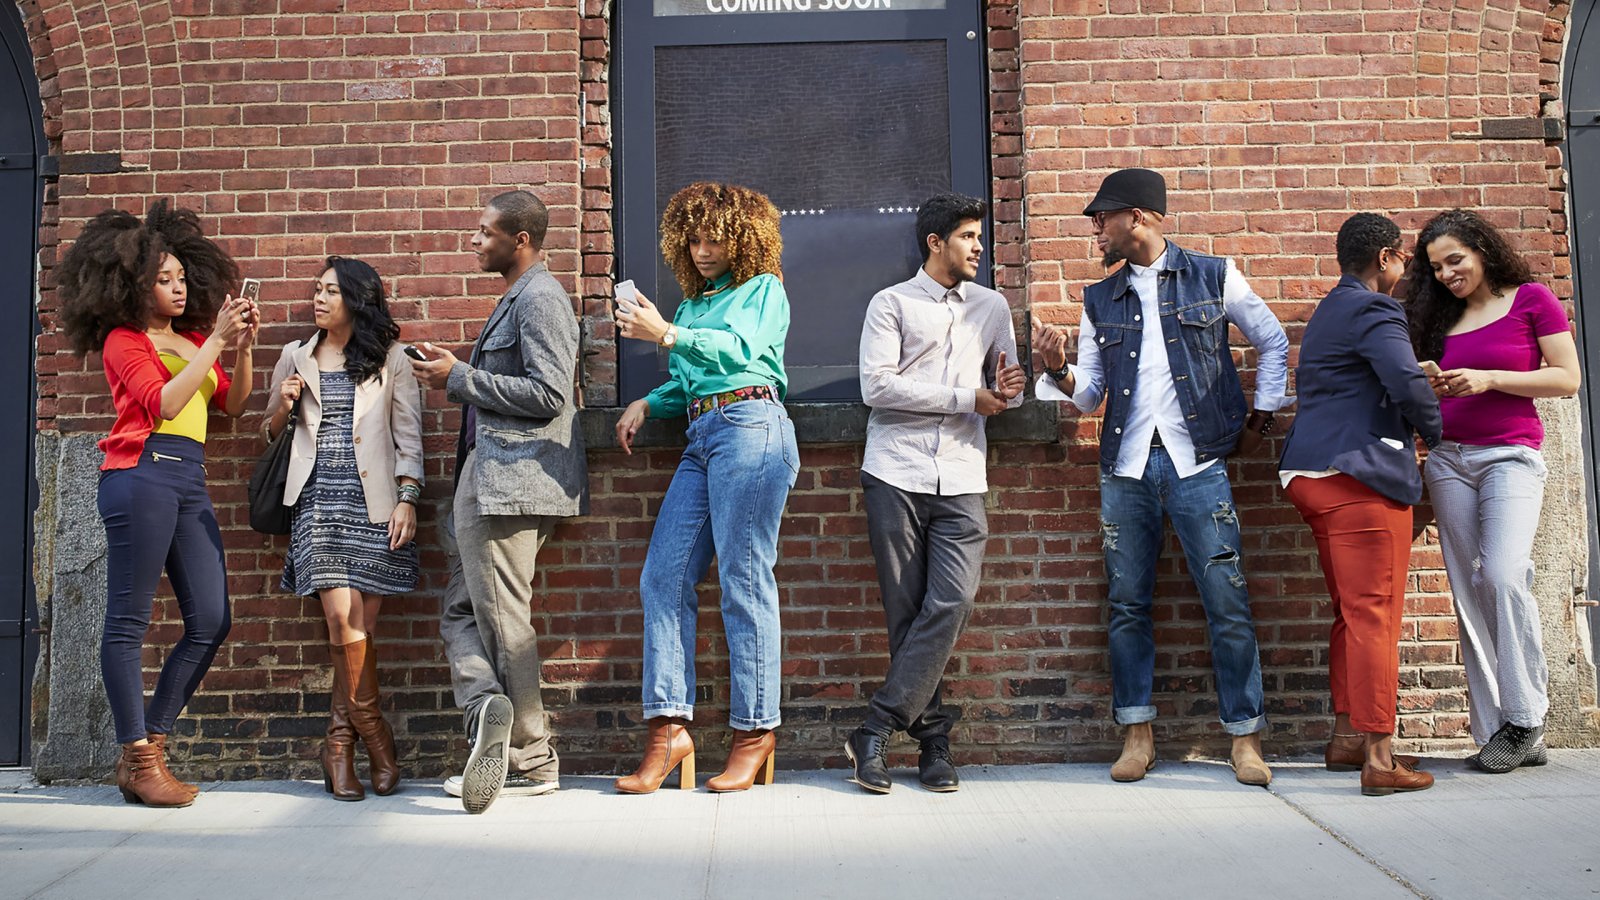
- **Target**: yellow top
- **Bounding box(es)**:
[151,352,217,443]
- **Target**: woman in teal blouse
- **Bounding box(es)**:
[612,183,799,794]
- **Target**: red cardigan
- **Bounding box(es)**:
[99,327,232,470]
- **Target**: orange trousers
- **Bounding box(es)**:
[1285,473,1412,734]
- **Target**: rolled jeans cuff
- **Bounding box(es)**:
[643,703,695,721]
[1114,705,1157,726]
[729,712,782,731]
[1221,714,1266,736]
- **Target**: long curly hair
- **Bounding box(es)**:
[57,200,239,355]
[1404,209,1532,362]
[659,183,783,298]
[321,256,400,384]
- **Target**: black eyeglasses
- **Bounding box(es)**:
[1092,209,1135,229]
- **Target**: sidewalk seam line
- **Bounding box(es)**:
[1268,786,1434,900]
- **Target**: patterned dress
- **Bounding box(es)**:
[282,369,419,597]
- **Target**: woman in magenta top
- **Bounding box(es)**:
[1406,209,1581,774]
[57,201,257,808]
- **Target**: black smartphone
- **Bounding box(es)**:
[403,345,429,362]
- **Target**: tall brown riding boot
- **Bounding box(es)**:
[706,729,777,792]
[615,718,695,794]
[116,741,195,808]
[323,643,365,801]
[146,733,199,798]
[341,637,402,795]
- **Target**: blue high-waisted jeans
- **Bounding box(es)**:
[1099,448,1266,736]
[97,434,232,745]
[638,399,798,730]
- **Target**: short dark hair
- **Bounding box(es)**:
[488,190,549,250]
[915,193,987,262]
[1335,213,1402,274]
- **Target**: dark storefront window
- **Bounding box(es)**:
[616,0,989,403]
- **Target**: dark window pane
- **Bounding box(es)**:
[650,41,951,401]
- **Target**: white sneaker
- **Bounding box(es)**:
[460,694,513,814]
[444,773,557,798]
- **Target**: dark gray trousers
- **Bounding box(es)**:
[861,471,987,742]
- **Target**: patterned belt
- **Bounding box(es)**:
[688,384,775,421]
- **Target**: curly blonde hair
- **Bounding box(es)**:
[659,183,783,297]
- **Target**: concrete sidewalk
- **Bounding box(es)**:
[3,752,1597,900]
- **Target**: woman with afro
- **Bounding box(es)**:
[57,200,257,807]
[612,182,798,794]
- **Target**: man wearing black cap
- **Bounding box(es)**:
[1032,168,1288,786]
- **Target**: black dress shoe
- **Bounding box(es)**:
[845,727,892,794]
[918,737,960,793]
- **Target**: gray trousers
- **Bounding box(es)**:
[440,449,559,780]
[1424,441,1550,745]
[861,471,987,742]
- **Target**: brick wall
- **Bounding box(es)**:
[21,0,1580,779]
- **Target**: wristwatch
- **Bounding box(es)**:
[1044,361,1072,383]
[660,325,678,349]
[1245,409,1276,435]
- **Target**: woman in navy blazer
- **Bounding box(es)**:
[1279,213,1442,796]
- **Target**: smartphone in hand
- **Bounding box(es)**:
[239,278,261,319]
[403,345,429,362]
[1420,360,1442,378]
[614,279,639,314]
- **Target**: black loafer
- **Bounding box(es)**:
[845,727,892,794]
[918,737,960,792]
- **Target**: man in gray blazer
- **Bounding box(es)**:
[412,190,589,813]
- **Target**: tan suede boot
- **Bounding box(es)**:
[1110,723,1156,782]
[1230,732,1273,786]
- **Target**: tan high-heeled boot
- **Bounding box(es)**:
[144,733,199,798]
[615,718,695,793]
[323,643,365,801]
[706,729,776,792]
[116,741,195,808]
[340,637,402,796]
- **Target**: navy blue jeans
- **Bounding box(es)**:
[97,435,232,745]
[1099,448,1265,735]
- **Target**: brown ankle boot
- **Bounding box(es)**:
[323,644,365,801]
[706,729,776,792]
[340,637,402,796]
[1110,723,1156,782]
[144,734,199,798]
[615,718,695,794]
[117,741,194,808]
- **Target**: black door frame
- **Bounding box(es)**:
[613,0,991,404]
[1565,0,1600,656]
[0,1,43,768]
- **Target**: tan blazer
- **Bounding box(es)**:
[265,335,425,523]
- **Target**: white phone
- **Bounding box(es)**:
[1420,359,1442,378]
[614,279,639,312]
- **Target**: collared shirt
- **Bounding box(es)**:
[859,268,1021,496]
[645,271,790,418]
[1037,249,1288,480]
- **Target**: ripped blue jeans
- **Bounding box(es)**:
[1099,449,1265,735]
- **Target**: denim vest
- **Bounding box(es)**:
[1084,243,1246,472]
